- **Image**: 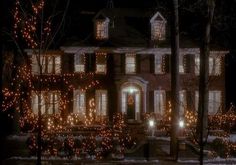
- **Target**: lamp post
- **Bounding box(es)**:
[176,119,185,160]
[148,119,155,137]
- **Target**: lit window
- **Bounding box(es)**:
[179,90,187,116]
[151,20,166,41]
[73,90,86,114]
[95,90,107,118]
[95,20,109,40]
[195,56,221,75]
[96,52,107,74]
[179,55,184,74]
[155,55,164,74]
[125,54,136,74]
[195,90,222,115]
[31,54,61,74]
[31,91,60,115]
[209,57,221,75]
[195,56,200,75]
[74,53,85,73]
[195,91,199,112]
[154,90,166,115]
[208,90,221,115]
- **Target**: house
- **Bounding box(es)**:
[26,8,228,122]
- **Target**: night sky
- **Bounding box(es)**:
[1,0,236,106]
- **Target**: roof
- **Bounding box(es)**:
[62,8,211,48]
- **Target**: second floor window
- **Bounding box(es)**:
[96,53,107,74]
[95,20,109,40]
[155,55,165,74]
[125,54,136,74]
[74,53,85,73]
[31,91,60,115]
[209,57,221,75]
[195,56,221,75]
[31,55,61,74]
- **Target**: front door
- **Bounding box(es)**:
[121,86,141,120]
[127,93,135,119]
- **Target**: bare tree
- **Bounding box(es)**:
[12,1,70,164]
[170,0,180,160]
[197,0,215,164]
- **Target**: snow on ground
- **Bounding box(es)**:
[208,134,236,143]
[178,157,236,164]
[7,134,30,141]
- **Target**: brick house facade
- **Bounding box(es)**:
[26,9,228,122]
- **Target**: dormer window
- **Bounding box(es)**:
[150,12,166,41]
[95,19,109,40]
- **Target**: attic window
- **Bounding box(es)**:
[151,20,166,41]
[150,12,166,41]
[95,20,109,40]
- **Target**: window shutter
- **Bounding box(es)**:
[165,91,171,112]
[121,54,125,73]
[163,54,170,73]
[149,91,154,113]
[150,54,155,73]
[86,54,95,72]
[136,54,141,73]
[183,54,191,73]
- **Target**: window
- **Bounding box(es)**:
[31,91,60,115]
[195,56,221,75]
[73,90,86,114]
[74,53,85,73]
[155,55,164,74]
[195,91,199,112]
[179,55,185,73]
[209,57,221,75]
[125,54,136,74]
[179,90,187,116]
[195,90,222,115]
[96,52,107,74]
[95,20,109,40]
[31,55,61,74]
[195,56,200,75]
[95,90,107,118]
[154,90,166,115]
[151,20,166,41]
[208,91,221,115]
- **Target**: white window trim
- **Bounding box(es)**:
[125,53,136,74]
[208,90,221,115]
[154,54,164,74]
[31,55,61,75]
[96,53,107,74]
[74,53,85,73]
[151,20,166,41]
[31,91,60,115]
[95,90,108,119]
[154,90,166,116]
[73,90,86,115]
[95,19,109,40]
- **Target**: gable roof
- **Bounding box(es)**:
[63,8,201,48]
[150,12,166,23]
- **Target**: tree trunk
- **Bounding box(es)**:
[170,0,180,160]
[197,0,215,165]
